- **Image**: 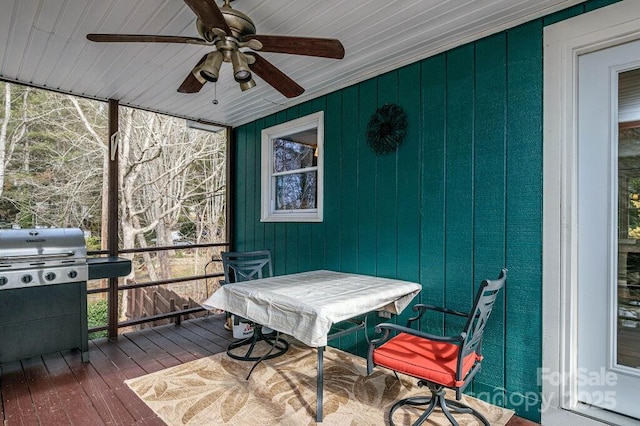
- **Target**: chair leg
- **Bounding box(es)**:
[226,325,289,362]
[389,395,436,426]
[388,381,490,426]
[444,398,490,425]
[227,327,259,359]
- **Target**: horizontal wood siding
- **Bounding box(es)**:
[230,1,619,421]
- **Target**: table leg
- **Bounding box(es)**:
[317,346,324,422]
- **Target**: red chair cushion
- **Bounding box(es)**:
[372,333,480,388]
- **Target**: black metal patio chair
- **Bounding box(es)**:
[367,269,507,426]
[221,250,289,364]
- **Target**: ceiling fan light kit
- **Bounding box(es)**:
[230,50,252,82]
[240,79,257,92]
[197,51,224,82]
[86,0,345,98]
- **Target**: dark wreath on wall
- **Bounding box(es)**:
[366,103,407,155]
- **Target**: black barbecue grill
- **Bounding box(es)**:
[0,228,89,363]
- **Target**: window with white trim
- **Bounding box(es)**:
[261,111,323,222]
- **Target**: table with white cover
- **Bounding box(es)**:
[202,270,421,422]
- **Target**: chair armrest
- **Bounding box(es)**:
[406,304,467,327]
[372,322,465,345]
[367,322,466,375]
[413,304,468,318]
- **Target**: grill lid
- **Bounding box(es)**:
[0,228,87,264]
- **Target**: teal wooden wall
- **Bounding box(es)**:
[232,1,619,421]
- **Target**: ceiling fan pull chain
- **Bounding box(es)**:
[212,82,219,105]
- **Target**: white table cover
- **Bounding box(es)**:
[202,270,422,347]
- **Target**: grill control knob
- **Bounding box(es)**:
[45,272,56,281]
[21,274,33,284]
[68,270,78,279]
[0,277,7,286]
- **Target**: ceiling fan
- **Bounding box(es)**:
[86,0,345,98]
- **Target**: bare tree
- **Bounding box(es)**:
[118,107,226,284]
[14,93,106,230]
[0,83,30,200]
[68,96,110,250]
[1,82,227,319]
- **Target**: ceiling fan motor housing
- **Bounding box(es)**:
[196,2,255,41]
[222,4,256,40]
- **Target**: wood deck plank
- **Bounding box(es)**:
[120,329,184,369]
[40,351,105,425]
[143,327,202,364]
[175,316,232,349]
[92,338,149,378]
[86,340,157,421]
[1,361,39,425]
[61,348,137,425]
[20,356,73,425]
[108,331,171,374]
[0,315,538,425]
[191,313,235,340]
[166,320,228,354]
[146,322,218,359]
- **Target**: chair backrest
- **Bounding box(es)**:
[222,250,273,284]
[460,268,507,360]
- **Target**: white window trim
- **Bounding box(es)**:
[260,111,324,222]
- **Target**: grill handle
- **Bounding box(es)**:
[0,251,76,262]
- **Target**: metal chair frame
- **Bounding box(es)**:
[221,250,289,368]
[367,269,507,426]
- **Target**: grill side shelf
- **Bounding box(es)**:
[88,257,131,280]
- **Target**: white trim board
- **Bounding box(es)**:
[543,1,640,424]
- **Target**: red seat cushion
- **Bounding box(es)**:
[372,333,480,388]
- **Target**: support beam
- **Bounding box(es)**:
[107,99,119,340]
[226,126,236,251]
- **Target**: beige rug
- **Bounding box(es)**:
[125,341,514,425]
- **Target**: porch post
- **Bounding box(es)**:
[226,126,235,251]
[107,98,119,339]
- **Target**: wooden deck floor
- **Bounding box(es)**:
[1,313,537,425]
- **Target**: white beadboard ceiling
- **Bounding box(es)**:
[0,0,586,128]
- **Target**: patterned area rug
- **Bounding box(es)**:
[125,341,514,425]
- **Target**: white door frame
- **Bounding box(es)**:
[544,1,640,424]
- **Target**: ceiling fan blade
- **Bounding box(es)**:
[178,54,208,94]
[246,52,304,98]
[246,35,345,59]
[178,72,205,93]
[87,34,210,45]
[183,0,231,35]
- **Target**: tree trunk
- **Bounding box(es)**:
[0,84,10,199]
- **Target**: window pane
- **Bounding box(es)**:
[618,70,640,368]
[275,172,317,210]
[261,111,323,222]
[272,138,316,173]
